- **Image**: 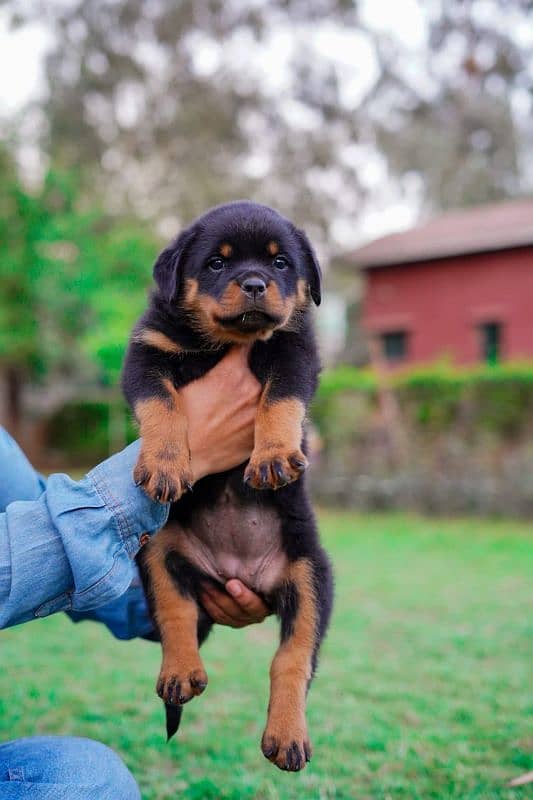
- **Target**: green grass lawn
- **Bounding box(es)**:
[1,511,531,799]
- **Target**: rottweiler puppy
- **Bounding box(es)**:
[122,201,333,772]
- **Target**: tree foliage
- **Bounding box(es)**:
[5,0,533,244]
[0,149,158,419]
[1,0,533,441]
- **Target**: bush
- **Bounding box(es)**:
[310,361,533,514]
[46,399,137,464]
[45,362,533,515]
[313,361,533,438]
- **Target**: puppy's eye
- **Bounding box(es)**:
[208,257,225,272]
[273,255,289,270]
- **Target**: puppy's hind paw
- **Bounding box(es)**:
[261,732,312,771]
[156,664,208,706]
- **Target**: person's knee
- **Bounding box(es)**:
[62,738,140,799]
[0,736,140,799]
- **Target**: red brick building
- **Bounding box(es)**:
[351,199,533,366]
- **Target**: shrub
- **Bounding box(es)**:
[46,399,136,464]
[313,361,533,437]
[310,361,533,514]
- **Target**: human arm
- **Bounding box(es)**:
[0,428,46,510]
[0,427,162,634]
[0,347,268,631]
[0,436,269,633]
[0,440,168,629]
[68,341,270,636]
[155,345,271,627]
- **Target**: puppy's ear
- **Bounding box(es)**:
[153,227,196,302]
[295,228,322,306]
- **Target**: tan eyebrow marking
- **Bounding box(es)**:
[267,241,279,256]
[219,242,233,258]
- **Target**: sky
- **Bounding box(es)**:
[0,0,426,248]
[0,1,427,113]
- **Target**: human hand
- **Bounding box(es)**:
[179,346,261,482]
[200,579,271,628]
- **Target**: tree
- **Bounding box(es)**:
[369,0,532,211]
[0,149,158,442]
[4,0,532,249]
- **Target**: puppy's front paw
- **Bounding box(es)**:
[134,449,193,503]
[244,448,308,490]
[261,727,312,771]
[156,661,208,706]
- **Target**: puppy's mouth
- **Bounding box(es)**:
[215,309,282,333]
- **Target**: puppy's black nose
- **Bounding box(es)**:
[240,277,267,298]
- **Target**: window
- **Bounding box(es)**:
[381,330,408,363]
[479,322,502,365]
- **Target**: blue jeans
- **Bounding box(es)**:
[0,737,140,798]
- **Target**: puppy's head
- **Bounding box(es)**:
[153,201,321,344]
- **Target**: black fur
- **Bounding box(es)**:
[123,201,333,769]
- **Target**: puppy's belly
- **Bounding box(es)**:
[166,489,287,595]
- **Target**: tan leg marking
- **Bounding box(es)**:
[144,529,207,705]
[134,378,192,502]
[262,560,316,771]
[244,391,307,490]
[134,328,183,355]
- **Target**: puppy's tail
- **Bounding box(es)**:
[165,703,183,741]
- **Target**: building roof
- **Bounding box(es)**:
[350,198,533,269]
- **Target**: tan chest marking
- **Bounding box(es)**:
[135,328,183,355]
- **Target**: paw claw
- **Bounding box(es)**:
[134,453,193,503]
[288,454,307,471]
[259,463,270,485]
[261,731,311,772]
[244,450,308,490]
[272,460,291,486]
[156,664,208,706]
[261,737,278,759]
[190,675,207,692]
[134,468,149,488]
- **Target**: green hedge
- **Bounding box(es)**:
[314,362,533,437]
[46,399,137,463]
[45,362,533,464]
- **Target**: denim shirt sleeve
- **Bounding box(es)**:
[0,441,169,629]
[0,429,46,509]
[67,570,158,641]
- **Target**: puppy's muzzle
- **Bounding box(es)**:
[239,275,268,301]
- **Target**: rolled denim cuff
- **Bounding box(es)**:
[87,440,169,557]
[0,441,170,627]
